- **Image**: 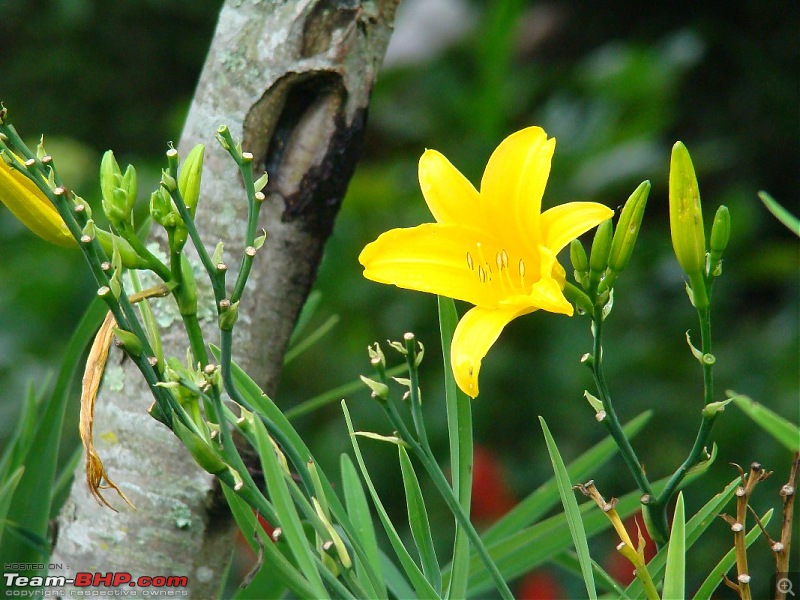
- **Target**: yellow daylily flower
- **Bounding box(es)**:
[359,127,613,397]
[0,157,75,247]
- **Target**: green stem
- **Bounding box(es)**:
[230,156,262,304]
[656,304,717,515]
[118,221,171,281]
[381,402,514,600]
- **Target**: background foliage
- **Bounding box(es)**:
[1,0,797,596]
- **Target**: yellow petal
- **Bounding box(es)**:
[525,245,573,315]
[0,161,74,247]
[540,201,614,253]
[451,305,530,398]
[419,149,482,227]
[480,127,555,254]
[359,223,505,308]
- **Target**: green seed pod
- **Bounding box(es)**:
[669,142,706,278]
[178,144,204,218]
[608,180,650,276]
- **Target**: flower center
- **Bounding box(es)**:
[466,242,532,301]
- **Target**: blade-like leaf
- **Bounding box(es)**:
[221,484,316,599]
[729,391,800,452]
[342,401,441,600]
[662,492,685,600]
[0,297,107,571]
[251,417,327,598]
[484,411,652,545]
[399,446,441,593]
[341,454,386,598]
[540,417,596,599]
[758,191,800,236]
[209,346,387,597]
[438,296,472,599]
[553,552,631,599]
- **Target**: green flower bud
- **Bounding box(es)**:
[177,254,198,316]
[120,164,137,210]
[708,205,730,275]
[570,239,589,288]
[172,418,227,475]
[218,300,239,331]
[150,188,172,226]
[178,144,204,218]
[96,229,149,269]
[112,327,144,356]
[99,150,122,207]
[608,180,650,276]
[669,142,706,278]
[160,169,177,192]
[588,219,613,293]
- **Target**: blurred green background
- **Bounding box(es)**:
[1,0,797,596]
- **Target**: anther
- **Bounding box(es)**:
[466,252,474,270]
[519,259,526,278]
[478,266,487,283]
[501,249,509,268]
[496,252,503,271]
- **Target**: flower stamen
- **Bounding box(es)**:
[466,252,474,270]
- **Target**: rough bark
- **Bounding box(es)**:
[51,1,399,596]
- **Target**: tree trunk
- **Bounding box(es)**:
[51,1,399,596]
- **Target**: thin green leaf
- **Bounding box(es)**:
[221,483,317,599]
[288,290,323,346]
[484,411,652,545]
[693,509,773,600]
[553,551,631,599]
[662,492,685,600]
[626,477,740,599]
[0,467,25,532]
[341,454,386,598]
[0,297,107,570]
[50,446,83,519]
[284,314,340,365]
[465,479,669,596]
[540,417,596,600]
[438,296,472,599]
[342,401,441,600]
[209,347,386,597]
[251,417,328,598]
[399,446,442,593]
[380,550,416,600]
[759,191,800,236]
[729,391,800,452]
[285,364,407,420]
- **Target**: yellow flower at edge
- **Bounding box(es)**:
[359,127,613,397]
[0,156,75,247]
